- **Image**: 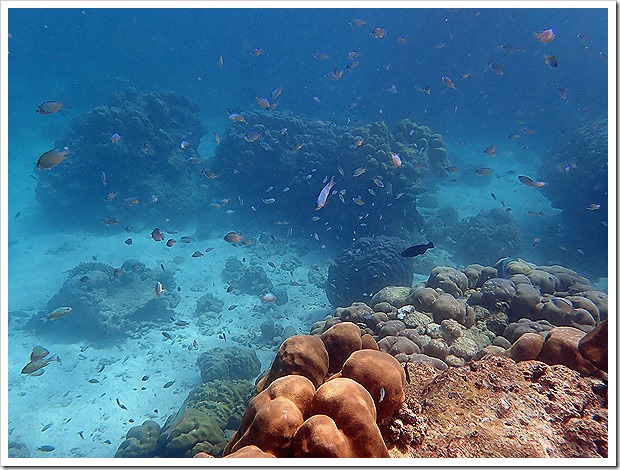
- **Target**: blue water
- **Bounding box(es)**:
[6,6,609,459]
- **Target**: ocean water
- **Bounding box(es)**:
[5,5,610,459]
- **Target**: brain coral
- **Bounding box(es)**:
[326,236,413,307]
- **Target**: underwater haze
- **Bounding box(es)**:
[6,5,610,459]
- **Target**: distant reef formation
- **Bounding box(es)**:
[35,88,207,228]
[538,115,608,275]
[210,110,450,245]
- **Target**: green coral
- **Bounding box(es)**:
[114,420,161,458]
[158,408,226,458]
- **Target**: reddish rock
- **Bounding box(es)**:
[539,327,599,376]
[505,332,544,362]
[578,320,608,372]
[385,355,607,458]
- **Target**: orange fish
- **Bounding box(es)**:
[155,281,164,298]
[261,292,277,302]
[224,231,243,243]
[442,76,456,89]
[475,167,493,176]
[123,197,139,205]
[101,217,118,225]
[36,147,70,170]
[166,239,176,247]
[214,132,220,144]
[36,100,65,115]
[390,152,402,167]
[242,239,253,246]
[151,228,164,241]
[325,68,343,81]
[252,48,263,57]
[256,96,271,109]
[484,145,497,157]
[533,28,555,43]
[371,27,386,39]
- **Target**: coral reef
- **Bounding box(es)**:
[196,347,261,383]
[538,115,608,275]
[210,112,449,245]
[27,259,180,342]
[115,420,161,458]
[326,236,414,307]
[223,323,405,457]
[453,209,524,265]
[35,88,207,227]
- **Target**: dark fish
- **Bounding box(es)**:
[475,167,493,176]
[124,226,132,233]
[191,251,204,258]
[161,264,165,271]
[88,378,99,383]
[179,236,192,243]
[175,321,188,327]
[103,440,111,445]
[226,284,235,293]
[142,375,149,381]
[544,54,558,68]
[401,242,434,258]
[404,360,411,384]
[37,445,55,452]
[204,247,214,253]
[78,431,84,440]
[15,212,21,218]
[151,228,164,241]
[162,331,172,340]
[267,261,276,268]
[228,304,238,311]
[80,275,90,283]
[166,239,176,247]
[41,423,52,432]
[116,398,127,410]
[37,147,70,170]
[491,193,497,200]
[163,380,175,388]
[124,238,133,246]
[101,217,118,226]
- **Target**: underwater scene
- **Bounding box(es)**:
[5,5,612,460]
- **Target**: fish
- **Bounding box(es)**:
[41,423,53,432]
[151,228,164,241]
[252,48,263,56]
[179,236,192,243]
[484,145,497,157]
[367,188,376,196]
[163,380,175,388]
[124,238,133,246]
[442,76,456,89]
[544,54,558,68]
[372,177,385,188]
[45,307,72,321]
[201,169,218,179]
[226,284,235,293]
[379,387,386,403]
[228,113,246,122]
[123,197,139,205]
[390,152,402,167]
[290,142,303,152]
[155,281,164,298]
[36,147,70,170]
[244,129,262,143]
[351,137,363,148]
[37,445,55,452]
[162,331,172,340]
[325,68,343,81]
[396,36,407,44]
[186,157,202,164]
[346,59,360,70]
[387,85,398,94]
[228,304,238,311]
[204,247,214,253]
[124,226,132,233]
[224,231,243,243]
[352,196,365,206]
[262,198,276,205]
[116,398,127,410]
[533,28,555,43]
[180,140,191,149]
[104,191,118,202]
[557,86,568,100]
[166,239,176,247]
[256,96,271,109]
[78,431,84,440]
[352,166,367,177]
[371,27,386,39]
[349,18,366,26]
[262,293,277,302]
[460,72,471,79]
[446,166,460,173]
[21,358,52,375]
[488,61,503,75]
[475,167,493,176]
[314,52,330,60]
[401,241,434,258]
[521,127,536,134]
[491,193,497,200]
[88,378,99,383]
[587,204,601,211]
[395,192,405,199]
[218,55,223,67]
[31,346,49,362]
[315,176,336,210]
[508,133,520,140]
[271,87,283,100]
[36,100,64,115]
[110,133,122,143]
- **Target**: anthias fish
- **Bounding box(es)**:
[401,242,434,258]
